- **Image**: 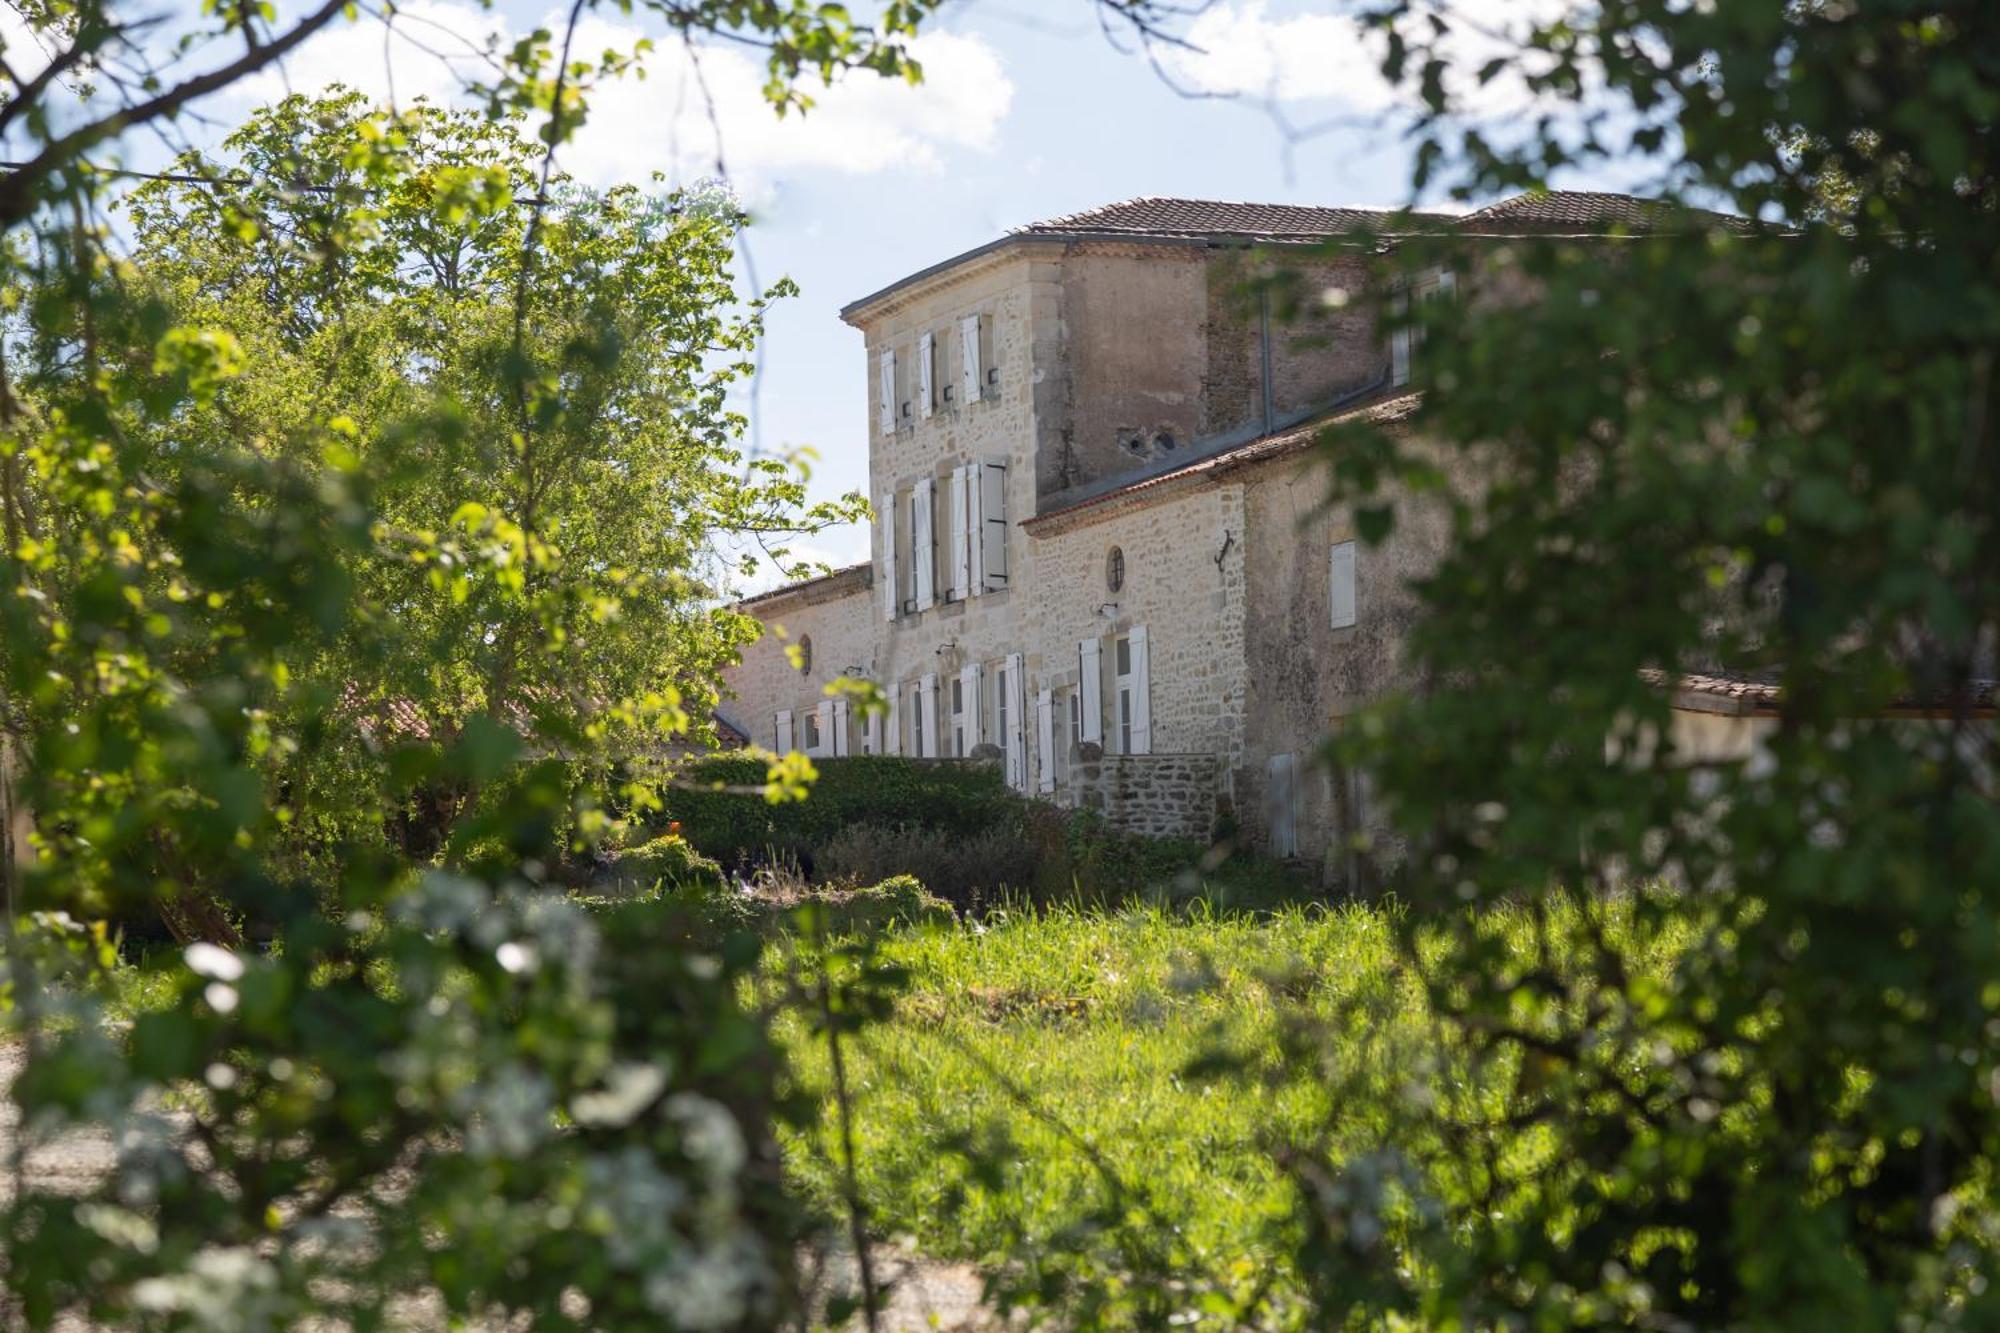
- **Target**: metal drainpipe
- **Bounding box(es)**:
[1258,284,1277,434]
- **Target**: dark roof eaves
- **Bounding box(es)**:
[735,561,873,613]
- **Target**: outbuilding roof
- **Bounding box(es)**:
[1014,197,1439,242]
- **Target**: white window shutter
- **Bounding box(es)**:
[1004,652,1027,790]
[978,461,1008,592]
[947,465,969,601]
[884,689,901,755]
[880,496,897,621]
[918,672,940,760]
[831,699,850,756]
[1036,688,1055,793]
[1128,626,1151,755]
[959,663,982,750]
[1078,638,1103,745]
[912,480,935,611]
[966,463,986,595]
[1389,293,1411,387]
[917,331,935,419]
[958,313,981,405]
[1330,540,1358,629]
[775,709,794,753]
[812,700,832,757]
[1266,753,1297,858]
[877,349,897,435]
[862,701,880,755]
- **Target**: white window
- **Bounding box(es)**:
[1000,653,1027,790]
[1330,539,1358,629]
[917,331,935,419]
[884,689,901,755]
[1113,628,1151,755]
[805,701,829,757]
[947,464,972,601]
[831,699,850,757]
[918,672,940,759]
[774,708,794,753]
[1077,637,1103,745]
[977,461,1008,592]
[862,700,881,755]
[877,348,897,435]
[958,313,982,406]
[907,681,925,757]
[880,494,897,622]
[958,663,982,755]
[1036,687,1055,793]
[911,480,936,611]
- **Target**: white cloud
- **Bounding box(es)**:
[231,2,1012,199]
[1159,0,1576,117]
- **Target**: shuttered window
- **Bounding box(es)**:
[958,313,982,406]
[1078,638,1103,745]
[1330,540,1357,629]
[880,496,897,621]
[1036,688,1055,793]
[877,349,897,435]
[917,331,935,419]
[959,663,982,753]
[1266,753,1298,858]
[947,466,969,601]
[912,480,936,611]
[1003,654,1028,790]
[918,673,940,759]
[979,461,1008,592]
[1115,627,1152,755]
[775,709,794,753]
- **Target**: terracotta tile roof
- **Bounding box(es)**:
[1021,390,1425,534]
[1016,197,1438,242]
[735,561,873,612]
[1651,669,1998,716]
[1012,191,1744,244]
[1458,190,1743,234]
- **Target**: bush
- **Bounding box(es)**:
[604,834,724,896]
[660,757,1023,871]
[816,822,1040,910]
[808,875,956,937]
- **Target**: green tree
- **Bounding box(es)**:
[1283,1,2000,1325]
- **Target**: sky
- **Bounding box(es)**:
[8,0,1622,586]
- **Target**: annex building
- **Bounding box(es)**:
[719,191,1790,878]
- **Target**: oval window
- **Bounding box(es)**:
[795,634,813,675]
[1106,546,1126,594]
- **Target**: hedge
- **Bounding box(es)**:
[659,756,1025,869]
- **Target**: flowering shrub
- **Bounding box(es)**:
[4,870,803,1330]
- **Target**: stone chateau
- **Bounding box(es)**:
[719,191,1779,879]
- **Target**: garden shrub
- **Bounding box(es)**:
[660,756,1024,871]
[815,822,1039,910]
[604,833,725,896]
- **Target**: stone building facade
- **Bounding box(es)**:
[721,191,1769,877]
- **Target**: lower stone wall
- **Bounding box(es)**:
[1062,753,1219,840]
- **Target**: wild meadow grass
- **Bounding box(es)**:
[774,900,1430,1321]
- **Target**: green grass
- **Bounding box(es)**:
[775,901,1431,1326]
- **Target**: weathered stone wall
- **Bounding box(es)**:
[843,249,1057,759]
[1236,427,1471,878]
[1037,246,1395,510]
[719,571,877,751]
[1064,753,1220,840]
[1027,480,1248,774]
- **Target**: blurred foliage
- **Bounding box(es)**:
[0,2,927,1321]
[1274,0,2000,1325]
